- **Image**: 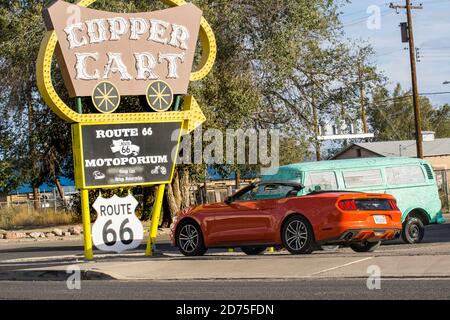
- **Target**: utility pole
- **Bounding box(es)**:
[311,84,321,161]
[390,1,423,158]
[358,56,368,134]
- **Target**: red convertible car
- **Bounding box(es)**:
[170,181,402,256]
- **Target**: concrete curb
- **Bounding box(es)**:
[0,269,114,281]
[4,270,450,281]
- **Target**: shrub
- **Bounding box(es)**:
[0,206,76,230]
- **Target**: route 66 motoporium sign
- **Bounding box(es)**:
[92,194,143,253]
[72,121,182,189]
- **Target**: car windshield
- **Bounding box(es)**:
[233,182,302,201]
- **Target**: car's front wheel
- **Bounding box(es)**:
[176,221,207,256]
[241,246,266,255]
[282,215,315,254]
[350,241,381,253]
[401,217,425,244]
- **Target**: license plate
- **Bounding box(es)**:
[373,215,387,224]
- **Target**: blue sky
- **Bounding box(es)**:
[340,0,450,106]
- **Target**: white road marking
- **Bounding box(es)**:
[309,257,374,276]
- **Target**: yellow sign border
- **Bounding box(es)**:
[36,0,216,128]
[72,120,184,189]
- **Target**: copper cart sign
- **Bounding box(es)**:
[43,0,201,97]
[37,0,216,130]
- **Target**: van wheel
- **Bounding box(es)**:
[402,217,425,244]
[282,215,315,254]
[241,247,266,255]
[350,241,381,253]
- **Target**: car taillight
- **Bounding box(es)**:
[389,200,400,211]
[338,199,399,211]
[338,200,357,211]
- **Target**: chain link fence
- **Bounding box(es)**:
[0,198,72,213]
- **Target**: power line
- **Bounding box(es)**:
[369,91,450,106]
[421,91,450,96]
[342,10,392,27]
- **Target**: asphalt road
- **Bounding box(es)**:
[1,220,450,300]
[2,279,450,300]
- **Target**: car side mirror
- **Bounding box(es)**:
[224,196,233,204]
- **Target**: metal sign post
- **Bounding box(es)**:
[80,189,93,260]
[76,97,93,260]
[146,184,166,256]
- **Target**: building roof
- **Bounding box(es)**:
[271,157,429,173]
[13,177,75,195]
[333,138,450,158]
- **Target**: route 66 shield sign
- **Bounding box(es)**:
[92,194,144,253]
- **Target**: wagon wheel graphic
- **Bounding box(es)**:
[92,81,121,113]
[146,80,174,112]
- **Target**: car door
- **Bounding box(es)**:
[207,185,276,246]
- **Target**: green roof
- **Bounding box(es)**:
[265,157,429,175]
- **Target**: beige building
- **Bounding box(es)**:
[332,133,450,170]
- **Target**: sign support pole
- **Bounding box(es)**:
[80,189,93,260]
[146,184,166,256]
[76,97,93,260]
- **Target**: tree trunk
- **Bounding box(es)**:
[166,182,181,219]
[203,165,208,204]
[55,177,66,206]
[172,170,182,210]
[180,167,191,208]
[32,187,39,211]
[27,80,39,211]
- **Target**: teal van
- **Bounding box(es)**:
[261,157,445,244]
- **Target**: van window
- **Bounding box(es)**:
[254,184,299,199]
[385,165,426,185]
[343,169,383,188]
[304,171,338,192]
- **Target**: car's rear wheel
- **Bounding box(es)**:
[350,241,381,253]
[241,246,266,255]
[401,217,425,244]
[176,221,207,256]
[282,215,315,254]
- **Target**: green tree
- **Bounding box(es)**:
[0,0,388,226]
[367,83,438,141]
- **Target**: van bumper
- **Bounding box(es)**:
[434,210,446,224]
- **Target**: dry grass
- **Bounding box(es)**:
[0,206,75,230]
